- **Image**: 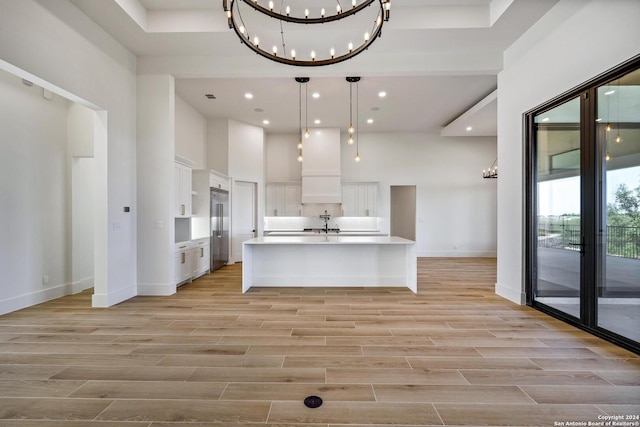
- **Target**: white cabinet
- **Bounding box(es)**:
[191,239,210,279]
[209,172,229,191]
[301,128,341,203]
[266,182,301,216]
[174,161,192,218]
[342,183,377,217]
[174,242,192,285]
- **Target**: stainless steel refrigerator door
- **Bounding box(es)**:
[210,188,229,271]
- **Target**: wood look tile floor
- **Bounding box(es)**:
[0,258,638,426]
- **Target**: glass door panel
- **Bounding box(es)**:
[534,97,582,319]
[597,69,640,343]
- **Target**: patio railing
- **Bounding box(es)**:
[538,222,640,259]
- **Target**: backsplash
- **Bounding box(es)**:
[264,215,382,231]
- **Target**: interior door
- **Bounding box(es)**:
[232,181,257,262]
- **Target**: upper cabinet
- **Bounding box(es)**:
[301,128,341,203]
[342,183,378,217]
[266,182,301,216]
[174,158,193,218]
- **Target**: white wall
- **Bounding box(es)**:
[0,71,70,314]
[175,94,206,169]
[265,134,302,182]
[207,118,230,175]
[265,131,498,257]
[0,0,138,308]
[496,0,640,304]
[136,74,176,296]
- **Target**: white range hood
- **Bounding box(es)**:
[301,128,341,204]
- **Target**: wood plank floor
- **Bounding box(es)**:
[0,258,638,426]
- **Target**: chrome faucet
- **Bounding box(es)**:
[319,210,331,234]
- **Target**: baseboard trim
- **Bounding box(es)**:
[71,276,94,294]
[0,283,76,316]
[419,251,497,258]
[137,282,177,296]
[495,282,525,305]
[92,284,137,307]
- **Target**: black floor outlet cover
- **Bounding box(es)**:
[304,395,323,408]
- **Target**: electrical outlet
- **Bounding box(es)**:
[42,275,49,285]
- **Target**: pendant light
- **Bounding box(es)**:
[355,77,361,162]
[615,78,623,144]
[346,77,360,147]
[295,77,309,162]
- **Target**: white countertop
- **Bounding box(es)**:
[265,231,387,236]
[244,235,414,245]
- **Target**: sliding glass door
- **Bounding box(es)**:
[596,72,640,344]
[526,57,640,353]
[533,97,582,319]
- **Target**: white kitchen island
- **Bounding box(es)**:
[242,236,416,293]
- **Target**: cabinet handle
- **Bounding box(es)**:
[181,204,185,216]
[200,248,204,257]
[181,252,185,264]
[366,209,369,217]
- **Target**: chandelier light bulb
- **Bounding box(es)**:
[355,153,361,162]
[352,0,357,7]
[291,49,296,59]
[321,8,325,17]
[253,36,259,46]
[239,25,245,35]
[268,1,273,11]
[337,4,342,13]
[348,42,353,52]
[377,16,382,26]
[364,32,370,41]
[285,5,290,16]
[305,8,309,18]
[272,45,277,55]
[226,10,231,18]
[311,50,316,61]
[330,47,335,58]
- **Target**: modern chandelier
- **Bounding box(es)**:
[222,0,391,67]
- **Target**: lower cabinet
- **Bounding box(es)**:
[175,239,210,286]
[175,243,192,285]
[191,239,210,279]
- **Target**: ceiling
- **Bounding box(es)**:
[69,0,560,135]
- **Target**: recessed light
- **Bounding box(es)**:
[314,119,321,124]
[245,93,253,99]
[466,126,473,131]
[312,92,320,99]
[262,120,270,125]
[604,90,615,95]
[367,118,374,124]
[541,117,550,122]
[378,91,386,98]
[205,94,216,99]
[254,108,264,113]
[595,117,603,122]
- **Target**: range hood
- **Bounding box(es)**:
[301,128,341,204]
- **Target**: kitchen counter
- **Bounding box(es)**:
[242,236,416,293]
[264,231,388,236]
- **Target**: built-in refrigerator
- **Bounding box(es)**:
[210,187,229,271]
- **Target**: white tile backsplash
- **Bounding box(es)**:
[264,215,381,231]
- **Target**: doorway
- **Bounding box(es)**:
[390,185,416,240]
[231,180,257,262]
[526,57,640,353]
